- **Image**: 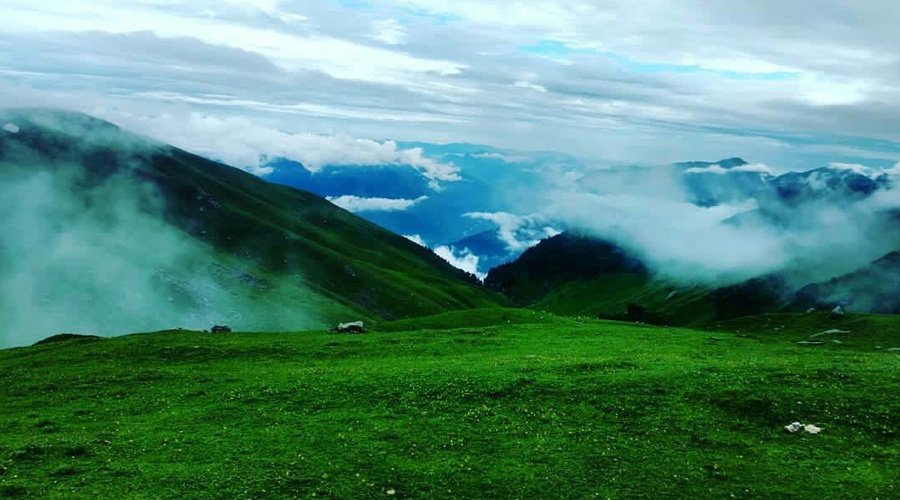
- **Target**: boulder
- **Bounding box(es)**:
[332,321,366,334]
[211,325,232,333]
[626,304,647,322]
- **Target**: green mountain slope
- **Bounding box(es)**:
[485,233,719,324]
[484,233,810,325]
[0,110,501,345]
[793,251,900,313]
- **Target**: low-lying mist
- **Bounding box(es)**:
[533,162,900,288]
[0,117,325,347]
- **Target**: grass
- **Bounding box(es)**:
[534,274,716,325]
[1,310,898,498]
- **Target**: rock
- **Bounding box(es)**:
[830,306,846,317]
[797,341,825,346]
[211,325,232,333]
[810,329,851,338]
[785,422,804,433]
[785,422,822,434]
[806,307,817,313]
[888,348,900,353]
[626,304,647,322]
[332,321,366,334]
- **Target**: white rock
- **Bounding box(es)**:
[811,329,851,338]
[2,122,19,134]
[804,424,822,434]
[785,422,804,433]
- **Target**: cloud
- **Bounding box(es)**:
[97,111,461,183]
[371,19,408,45]
[404,234,427,246]
[0,1,464,86]
[826,162,873,175]
[465,211,560,252]
[3,0,900,175]
[327,195,428,212]
[403,234,484,279]
[537,160,900,284]
[433,245,485,280]
[543,192,782,282]
[0,149,322,347]
[514,80,548,93]
[685,163,773,175]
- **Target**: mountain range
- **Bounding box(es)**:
[263,150,900,277]
[3,109,900,345]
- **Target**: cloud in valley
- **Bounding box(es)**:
[434,246,485,280]
[328,195,428,212]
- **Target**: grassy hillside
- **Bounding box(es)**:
[483,233,850,326]
[532,274,716,324]
[0,110,501,344]
[1,313,898,498]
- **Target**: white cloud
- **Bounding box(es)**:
[327,195,427,212]
[3,0,900,168]
[434,245,485,280]
[97,110,461,182]
[514,80,548,93]
[0,1,463,86]
[371,19,407,45]
[826,162,872,175]
[465,211,560,252]
[404,234,427,246]
[685,163,773,175]
[543,191,785,282]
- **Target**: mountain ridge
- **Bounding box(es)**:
[0,109,502,346]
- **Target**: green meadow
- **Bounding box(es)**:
[1,309,898,498]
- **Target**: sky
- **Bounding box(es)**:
[2,0,900,170]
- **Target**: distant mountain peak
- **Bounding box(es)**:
[674,157,748,170]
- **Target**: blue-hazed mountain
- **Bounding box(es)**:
[261,145,564,274]
[266,158,431,200]
[679,157,894,208]
[677,157,773,206]
[772,167,891,205]
[263,148,899,278]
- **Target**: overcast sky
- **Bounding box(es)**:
[2,0,900,169]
